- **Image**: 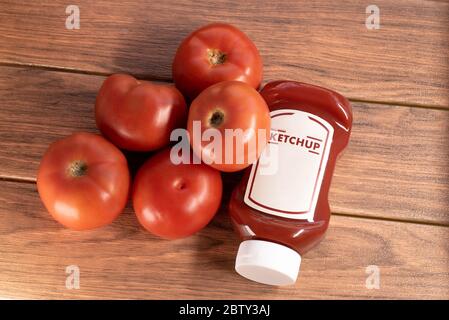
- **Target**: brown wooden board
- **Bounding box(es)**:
[0,0,448,107]
[0,180,448,299]
[0,0,448,300]
[0,66,448,225]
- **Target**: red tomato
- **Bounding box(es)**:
[132,148,222,239]
[37,132,130,230]
[187,81,271,172]
[172,23,263,100]
[95,74,187,151]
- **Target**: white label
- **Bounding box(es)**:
[244,109,334,222]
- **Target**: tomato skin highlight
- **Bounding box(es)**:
[37,132,130,230]
[132,148,223,240]
[187,81,271,172]
[95,74,187,152]
[172,23,263,100]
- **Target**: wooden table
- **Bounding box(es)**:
[0,0,448,299]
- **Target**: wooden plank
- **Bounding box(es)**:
[1,66,448,224]
[0,179,447,299]
[331,102,449,225]
[0,0,448,107]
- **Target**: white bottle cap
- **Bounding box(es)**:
[235,240,301,286]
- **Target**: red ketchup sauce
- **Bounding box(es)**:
[229,81,353,285]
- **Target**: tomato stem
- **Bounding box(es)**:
[209,110,225,128]
[207,48,226,65]
[174,179,187,191]
[68,160,88,177]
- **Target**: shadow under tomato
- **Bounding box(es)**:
[186,171,280,292]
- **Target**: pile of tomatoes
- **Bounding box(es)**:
[37,23,270,239]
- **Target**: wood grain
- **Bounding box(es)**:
[0,0,448,107]
[1,66,448,225]
[0,179,447,299]
[0,0,448,300]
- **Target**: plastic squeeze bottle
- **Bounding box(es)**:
[229,81,353,285]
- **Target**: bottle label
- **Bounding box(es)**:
[244,109,334,222]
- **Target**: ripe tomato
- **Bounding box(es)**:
[132,148,222,240]
[187,81,270,172]
[95,74,187,151]
[37,132,130,230]
[172,23,263,100]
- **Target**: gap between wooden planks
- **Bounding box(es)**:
[0,66,448,225]
[0,179,448,299]
[0,0,448,107]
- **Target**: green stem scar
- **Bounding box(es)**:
[209,109,225,128]
[207,48,227,65]
[68,160,88,177]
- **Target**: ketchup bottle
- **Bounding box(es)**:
[229,81,353,285]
